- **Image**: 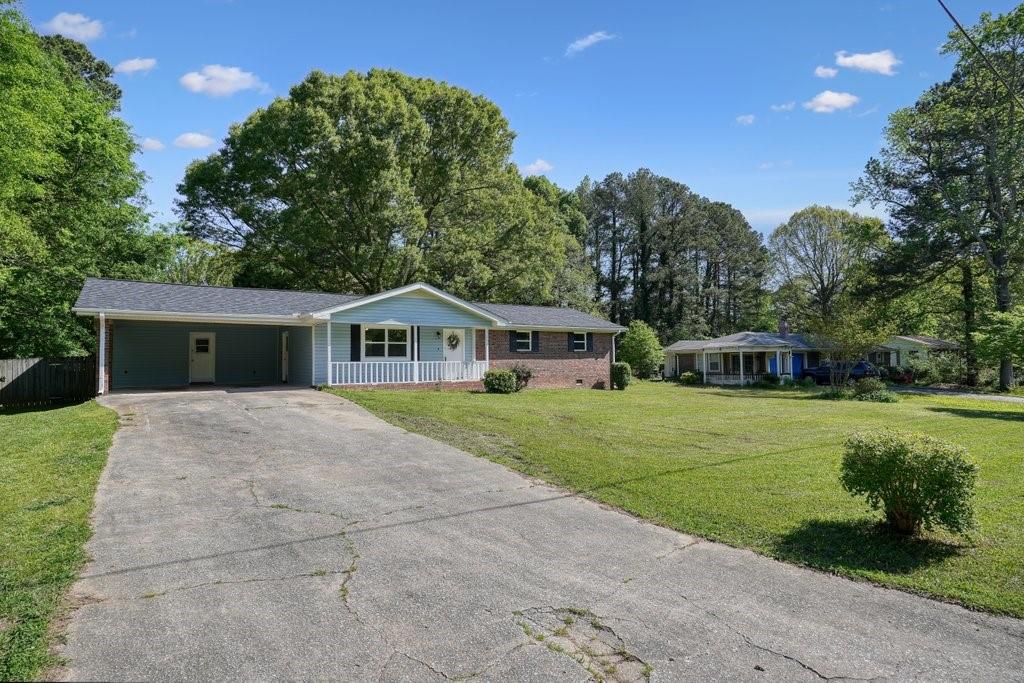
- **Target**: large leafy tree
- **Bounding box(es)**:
[178,69,582,305]
[854,6,1024,389]
[0,7,154,357]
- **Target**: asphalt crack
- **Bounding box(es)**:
[516,606,652,682]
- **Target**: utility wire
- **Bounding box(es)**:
[935,0,1024,109]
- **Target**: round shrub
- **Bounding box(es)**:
[483,369,518,394]
[853,377,887,396]
[841,431,977,535]
[509,363,533,391]
[800,376,817,388]
[678,371,701,385]
[854,390,899,403]
[611,362,632,390]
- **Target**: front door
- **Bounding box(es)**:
[443,328,465,364]
[189,332,216,383]
[281,331,289,383]
[792,353,804,378]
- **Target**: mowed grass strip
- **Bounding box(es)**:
[334,382,1024,616]
[0,401,117,681]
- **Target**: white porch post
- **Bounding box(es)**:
[702,349,707,378]
[97,312,106,394]
[413,326,419,383]
[326,319,332,385]
[739,350,744,384]
[776,349,782,378]
[484,328,490,366]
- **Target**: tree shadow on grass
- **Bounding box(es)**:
[925,406,1024,422]
[773,519,965,575]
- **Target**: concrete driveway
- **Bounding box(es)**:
[61,387,1023,681]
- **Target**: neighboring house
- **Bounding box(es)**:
[867,335,960,368]
[73,278,624,393]
[663,331,822,385]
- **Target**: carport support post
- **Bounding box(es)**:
[776,350,781,379]
[739,350,744,385]
[326,319,332,385]
[413,326,419,383]
[97,312,106,395]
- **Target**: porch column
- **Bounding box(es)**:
[413,326,419,382]
[484,328,490,366]
[97,312,106,394]
[326,319,332,385]
[776,349,782,378]
[702,349,707,378]
[739,350,744,384]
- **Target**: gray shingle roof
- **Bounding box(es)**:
[472,302,624,331]
[73,278,624,330]
[893,335,959,350]
[665,331,818,351]
[75,278,358,317]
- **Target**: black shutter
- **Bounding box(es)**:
[586,332,594,352]
[531,331,540,353]
[350,324,360,362]
[568,332,575,352]
[509,330,516,352]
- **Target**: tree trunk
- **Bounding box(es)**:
[961,263,979,386]
[996,274,1014,390]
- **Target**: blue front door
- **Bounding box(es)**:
[769,355,778,374]
[792,353,804,377]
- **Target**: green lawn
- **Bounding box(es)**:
[334,382,1024,617]
[0,401,117,681]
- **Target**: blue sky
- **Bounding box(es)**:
[28,0,1017,233]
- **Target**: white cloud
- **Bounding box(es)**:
[179,65,268,97]
[43,12,103,41]
[814,65,838,79]
[115,57,157,75]
[803,90,860,113]
[140,137,164,151]
[770,101,795,112]
[565,31,617,57]
[522,158,554,174]
[835,49,901,75]
[735,114,755,126]
[758,160,793,171]
[174,132,215,149]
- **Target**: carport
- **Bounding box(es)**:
[105,320,312,390]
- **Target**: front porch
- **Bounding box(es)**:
[702,348,794,385]
[328,359,489,385]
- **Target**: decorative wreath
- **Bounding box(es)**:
[446,332,461,350]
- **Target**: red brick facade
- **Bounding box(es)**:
[476,330,614,389]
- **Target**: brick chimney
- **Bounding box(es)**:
[778,318,790,336]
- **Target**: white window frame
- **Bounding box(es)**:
[362,325,410,361]
[708,353,722,373]
[572,332,587,352]
[514,330,533,352]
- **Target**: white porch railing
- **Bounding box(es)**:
[329,360,489,386]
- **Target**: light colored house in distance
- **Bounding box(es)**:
[73,278,624,393]
[867,335,960,368]
[664,330,960,385]
[663,331,823,385]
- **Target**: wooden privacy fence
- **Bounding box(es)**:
[0,356,96,407]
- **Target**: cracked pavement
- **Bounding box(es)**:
[59,387,1024,681]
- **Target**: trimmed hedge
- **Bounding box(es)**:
[483,369,518,394]
[611,362,632,390]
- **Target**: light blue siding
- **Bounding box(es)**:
[111,321,307,389]
[329,291,494,327]
[312,322,328,384]
[330,322,352,363]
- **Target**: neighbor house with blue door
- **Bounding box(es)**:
[73,278,624,393]
[663,331,822,384]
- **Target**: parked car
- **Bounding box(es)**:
[800,361,880,385]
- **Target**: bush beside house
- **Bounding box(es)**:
[618,321,663,379]
[483,369,518,394]
[611,362,631,390]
